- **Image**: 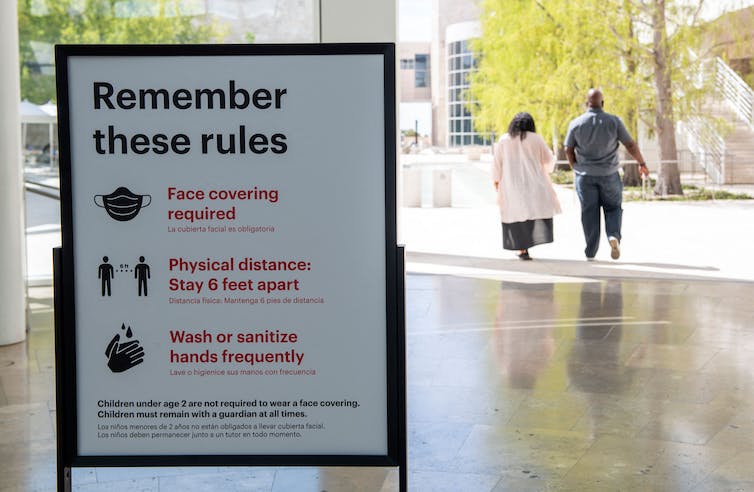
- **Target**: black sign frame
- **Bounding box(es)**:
[54,43,404,489]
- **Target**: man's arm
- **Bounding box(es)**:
[624,140,650,177]
[565,146,576,170]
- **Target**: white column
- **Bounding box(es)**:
[0,0,27,345]
[317,0,403,241]
[318,0,397,43]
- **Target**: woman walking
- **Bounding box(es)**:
[492,112,561,260]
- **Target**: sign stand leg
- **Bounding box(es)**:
[396,245,407,492]
[53,247,71,492]
[58,467,71,492]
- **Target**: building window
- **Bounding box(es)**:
[446,39,493,147]
[414,54,429,88]
[400,58,415,70]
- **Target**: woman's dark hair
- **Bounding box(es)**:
[507,112,536,140]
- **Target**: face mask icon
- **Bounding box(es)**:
[94,187,151,221]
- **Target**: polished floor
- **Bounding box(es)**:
[3,267,754,491]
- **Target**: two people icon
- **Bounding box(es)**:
[98,256,150,296]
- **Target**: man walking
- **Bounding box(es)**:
[565,89,649,260]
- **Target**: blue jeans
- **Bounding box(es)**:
[574,172,623,258]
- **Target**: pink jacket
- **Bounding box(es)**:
[492,132,562,223]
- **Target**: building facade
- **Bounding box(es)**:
[429,0,490,148]
[399,42,432,102]
[444,21,492,147]
[710,6,754,86]
[398,42,432,143]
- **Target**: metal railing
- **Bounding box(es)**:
[677,56,754,184]
[716,56,754,130]
[24,179,60,200]
[679,117,726,184]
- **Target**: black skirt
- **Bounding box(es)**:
[502,218,554,250]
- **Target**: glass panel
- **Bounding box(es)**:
[415,54,428,70]
[19,0,318,105]
[415,69,428,88]
[401,59,416,69]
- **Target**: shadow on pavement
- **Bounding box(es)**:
[405,251,752,283]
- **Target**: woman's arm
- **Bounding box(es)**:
[537,134,556,172]
[492,141,503,189]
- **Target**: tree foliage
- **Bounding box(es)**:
[469,0,644,143]
[18,0,229,103]
[471,0,719,194]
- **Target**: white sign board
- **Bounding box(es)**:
[56,45,399,462]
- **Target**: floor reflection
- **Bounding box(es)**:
[407,274,754,490]
[4,275,754,491]
[567,281,630,395]
[492,283,556,390]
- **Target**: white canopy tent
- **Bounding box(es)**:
[19,99,53,123]
[39,101,57,117]
[19,100,57,168]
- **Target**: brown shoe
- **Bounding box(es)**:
[609,237,620,260]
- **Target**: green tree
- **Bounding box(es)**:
[624,0,711,194]
[18,0,230,103]
[470,1,640,150]
[471,0,718,195]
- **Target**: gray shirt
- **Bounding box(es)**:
[564,107,633,176]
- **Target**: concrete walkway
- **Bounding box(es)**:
[402,166,754,283]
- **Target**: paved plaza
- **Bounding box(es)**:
[401,157,754,283]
